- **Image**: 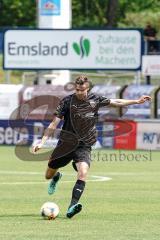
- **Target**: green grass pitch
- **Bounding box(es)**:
[0,146,160,240]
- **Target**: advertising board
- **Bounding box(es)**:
[4,29,141,70]
[136,122,160,150]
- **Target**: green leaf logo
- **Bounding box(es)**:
[73,43,81,56]
[72,36,90,58]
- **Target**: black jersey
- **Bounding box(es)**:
[54,93,110,146]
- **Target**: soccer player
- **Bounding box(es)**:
[33,75,151,218]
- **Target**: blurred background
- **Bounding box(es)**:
[0,0,160,151]
[1,3,160,239]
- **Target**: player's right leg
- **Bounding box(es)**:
[45,167,62,195]
[46,151,73,195]
[45,167,58,180]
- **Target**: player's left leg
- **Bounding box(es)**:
[66,161,89,218]
[69,162,89,206]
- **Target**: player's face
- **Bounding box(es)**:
[75,84,89,100]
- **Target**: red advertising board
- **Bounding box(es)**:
[114,120,137,150]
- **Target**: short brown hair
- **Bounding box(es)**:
[75,75,93,91]
[75,75,89,85]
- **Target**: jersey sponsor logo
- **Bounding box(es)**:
[89,100,96,109]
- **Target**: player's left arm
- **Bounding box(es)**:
[109,95,152,107]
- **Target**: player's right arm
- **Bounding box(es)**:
[32,117,61,153]
[33,96,68,153]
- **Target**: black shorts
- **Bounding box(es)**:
[48,145,91,169]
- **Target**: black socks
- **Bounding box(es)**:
[69,179,86,208]
[53,172,61,182]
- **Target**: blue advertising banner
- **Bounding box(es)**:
[39,0,61,16]
[0,120,113,148]
[0,120,45,145]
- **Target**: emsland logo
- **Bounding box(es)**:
[72,36,90,58]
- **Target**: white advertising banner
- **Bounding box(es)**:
[142,55,160,76]
[3,29,141,70]
[137,122,160,150]
[38,0,71,29]
[0,84,23,119]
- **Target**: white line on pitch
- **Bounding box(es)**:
[0,179,112,185]
[0,177,111,185]
[0,170,155,176]
[0,170,43,175]
[0,171,111,184]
